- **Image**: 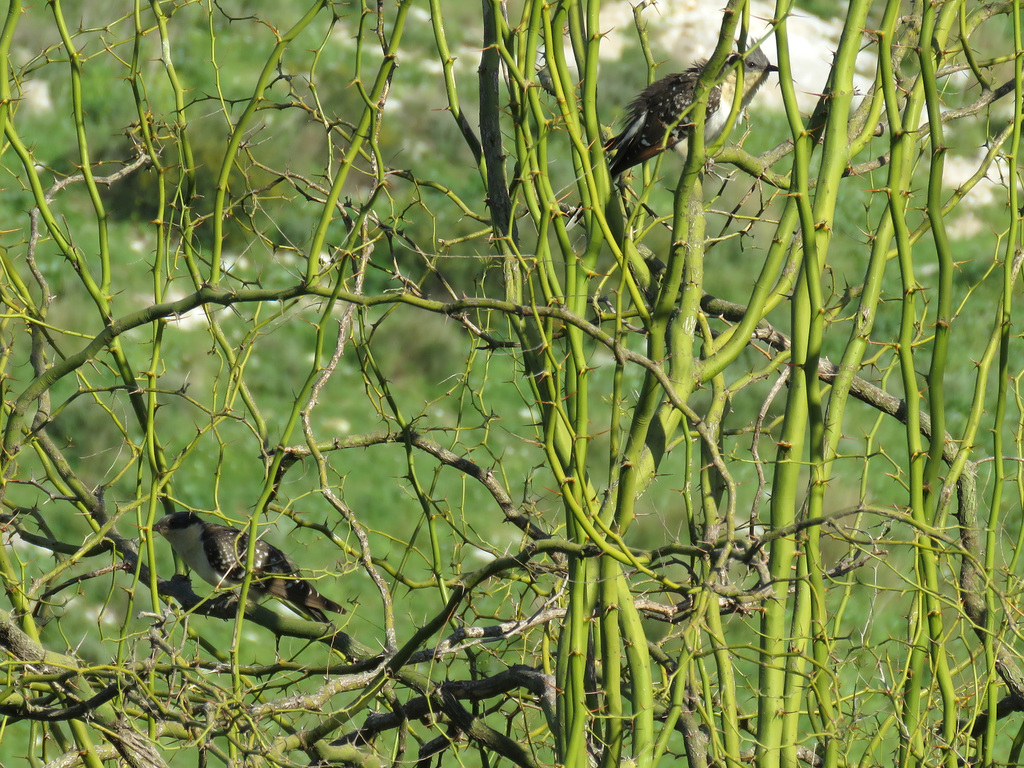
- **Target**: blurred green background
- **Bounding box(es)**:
[0,0,1020,762]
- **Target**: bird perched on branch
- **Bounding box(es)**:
[605,46,777,177]
[153,511,344,623]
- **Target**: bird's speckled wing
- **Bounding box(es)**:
[200,523,343,622]
[605,65,724,177]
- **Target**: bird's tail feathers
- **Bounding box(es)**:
[263,576,345,623]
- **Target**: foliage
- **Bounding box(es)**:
[0,1,1022,767]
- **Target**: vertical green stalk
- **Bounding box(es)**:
[533,4,601,764]
[49,0,112,302]
[889,3,960,764]
[618,574,654,768]
[755,3,810,762]
[0,0,21,504]
[919,0,953,524]
[0,0,20,152]
[131,0,172,624]
[984,1,1022,762]
[795,2,871,765]
[888,47,927,768]
[599,560,624,768]
[148,0,204,301]
[703,590,742,768]
[755,261,807,768]
[305,1,410,285]
[206,0,326,285]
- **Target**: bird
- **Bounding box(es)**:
[605,46,777,178]
[153,511,344,623]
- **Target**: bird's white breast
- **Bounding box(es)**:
[706,75,737,143]
[162,524,237,588]
[670,72,739,164]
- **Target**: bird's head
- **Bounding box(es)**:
[744,47,777,74]
[721,46,777,106]
[736,46,778,88]
[153,511,202,537]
